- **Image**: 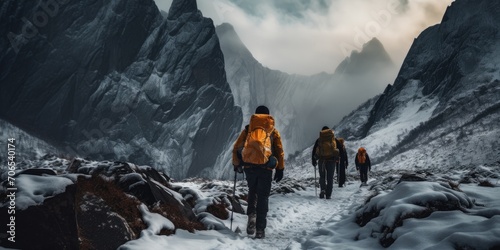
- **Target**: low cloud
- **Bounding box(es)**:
[154,0,452,83]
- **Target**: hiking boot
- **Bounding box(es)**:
[246,214,256,235]
[319,190,325,199]
[255,229,265,239]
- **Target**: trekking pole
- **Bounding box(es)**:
[314,165,317,196]
[336,164,339,185]
[348,166,351,184]
[230,171,237,231]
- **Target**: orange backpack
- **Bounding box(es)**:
[315,129,340,160]
[241,114,275,165]
[357,147,367,164]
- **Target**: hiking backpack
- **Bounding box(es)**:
[241,114,275,165]
[315,129,340,160]
[357,147,367,164]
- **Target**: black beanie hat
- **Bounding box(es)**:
[255,105,270,114]
[322,126,329,130]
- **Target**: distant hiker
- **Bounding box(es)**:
[232,105,285,239]
[337,138,348,187]
[311,126,345,199]
[355,147,371,186]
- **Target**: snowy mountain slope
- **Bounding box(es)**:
[0,119,60,163]
[216,23,396,155]
[334,94,381,140]
[331,0,500,169]
[0,0,241,179]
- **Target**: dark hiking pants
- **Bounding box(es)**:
[359,165,369,183]
[245,167,273,231]
[319,160,335,197]
[337,163,346,187]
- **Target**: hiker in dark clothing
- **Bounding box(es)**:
[355,147,371,186]
[337,138,348,187]
[232,105,285,239]
[311,126,345,199]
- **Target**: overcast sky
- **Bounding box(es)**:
[154,0,453,76]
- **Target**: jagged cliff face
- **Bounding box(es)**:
[334,0,500,168]
[0,0,242,179]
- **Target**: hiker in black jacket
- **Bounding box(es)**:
[337,138,348,187]
[312,126,345,199]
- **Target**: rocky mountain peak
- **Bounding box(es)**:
[362,38,388,56]
[216,23,255,62]
[167,0,199,20]
[335,37,393,75]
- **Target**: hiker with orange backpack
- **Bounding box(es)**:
[232,105,285,239]
[311,126,345,199]
[355,147,371,186]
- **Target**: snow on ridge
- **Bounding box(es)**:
[349,81,439,162]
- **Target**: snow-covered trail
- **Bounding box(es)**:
[121,174,377,250]
[221,178,374,250]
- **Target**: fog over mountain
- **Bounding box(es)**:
[335,38,393,75]
[308,0,500,170]
[155,0,453,76]
[1,0,498,183]
[217,23,396,154]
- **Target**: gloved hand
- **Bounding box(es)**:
[312,160,317,167]
[233,165,243,173]
[274,169,283,182]
[267,156,278,169]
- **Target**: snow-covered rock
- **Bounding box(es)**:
[0,157,207,249]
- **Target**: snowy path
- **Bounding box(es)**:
[221,179,373,250]
[120,175,377,250]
